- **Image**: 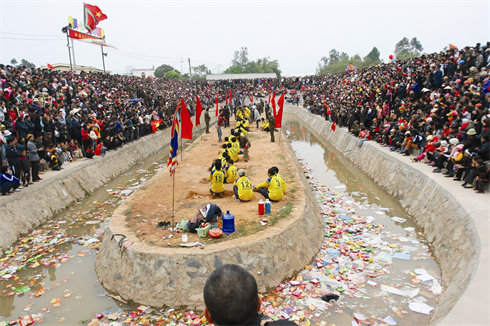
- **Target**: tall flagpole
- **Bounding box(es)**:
[71,38,77,74]
[172,171,175,236]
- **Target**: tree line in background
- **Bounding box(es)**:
[316,37,424,75]
[10,58,36,69]
[153,46,282,80]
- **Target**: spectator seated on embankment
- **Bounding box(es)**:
[1,42,490,194]
[297,42,490,193]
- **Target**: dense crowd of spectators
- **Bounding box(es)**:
[0,41,488,194]
[0,64,300,195]
[300,42,490,193]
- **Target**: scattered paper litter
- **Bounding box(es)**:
[383,316,397,325]
[391,216,407,223]
[408,302,434,315]
[380,285,408,296]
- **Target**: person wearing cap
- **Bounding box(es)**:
[463,128,479,152]
[203,264,297,326]
[444,144,464,177]
[433,138,459,173]
[233,169,254,202]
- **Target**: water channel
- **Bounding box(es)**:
[0,114,441,325]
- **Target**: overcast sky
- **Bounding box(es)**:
[1,0,489,76]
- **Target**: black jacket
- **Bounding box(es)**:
[6,144,21,166]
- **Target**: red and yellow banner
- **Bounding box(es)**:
[68,29,101,40]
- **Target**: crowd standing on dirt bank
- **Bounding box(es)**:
[0,41,489,194]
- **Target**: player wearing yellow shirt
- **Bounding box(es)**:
[233,169,254,202]
[208,159,225,198]
[225,159,238,183]
[230,137,240,152]
[254,168,284,202]
[243,106,251,118]
[227,143,239,162]
[272,166,287,193]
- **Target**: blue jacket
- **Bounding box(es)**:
[0,173,20,186]
[434,70,443,85]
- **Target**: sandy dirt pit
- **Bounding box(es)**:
[124,115,303,247]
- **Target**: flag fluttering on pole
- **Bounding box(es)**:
[168,105,180,177]
[83,3,108,32]
[225,93,229,105]
[322,99,331,115]
[268,92,271,105]
[180,97,193,140]
[47,64,54,70]
[271,91,276,117]
[151,119,163,133]
[195,95,203,126]
[331,119,337,131]
[275,92,284,129]
[228,90,232,104]
[215,93,219,116]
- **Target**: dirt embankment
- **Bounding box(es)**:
[125,116,302,247]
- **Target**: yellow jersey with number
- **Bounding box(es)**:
[256,175,283,201]
[209,170,225,193]
[276,173,287,193]
[226,165,238,183]
[234,176,254,201]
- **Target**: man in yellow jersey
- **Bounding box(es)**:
[253,168,283,202]
[209,159,225,198]
[227,143,239,162]
[271,166,286,193]
[225,159,238,183]
[234,169,254,202]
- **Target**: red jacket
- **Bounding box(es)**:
[81,129,89,140]
[95,143,102,156]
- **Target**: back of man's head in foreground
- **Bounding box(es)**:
[203,264,259,325]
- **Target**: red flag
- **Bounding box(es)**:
[83,3,108,32]
[225,93,229,105]
[331,119,336,131]
[215,93,219,116]
[195,95,203,126]
[268,92,271,105]
[322,100,331,115]
[275,93,284,129]
[180,97,193,139]
[151,119,163,133]
[271,91,276,117]
[250,96,253,103]
[47,63,54,69]
[229,90,232,104]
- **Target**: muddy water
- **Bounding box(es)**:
[0,117,441,325]
[0,148,172,324]
[282,115,441,324]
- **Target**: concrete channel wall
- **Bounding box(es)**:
[285,106,488,326]
[0,120,215,251]
[94,135,325,308]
